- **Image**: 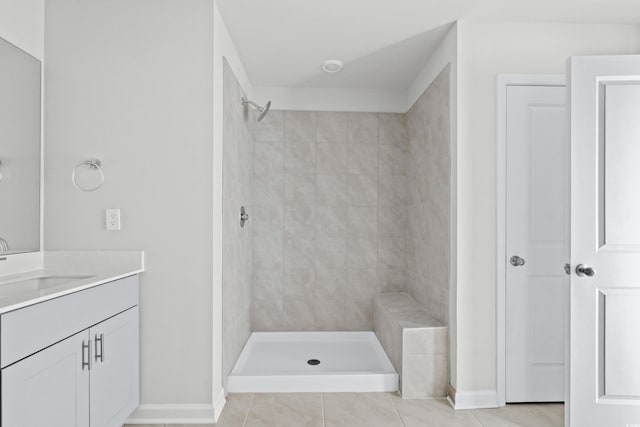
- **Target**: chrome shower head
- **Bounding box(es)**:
[241,97,272,122]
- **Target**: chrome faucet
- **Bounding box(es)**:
[0,237,9,252]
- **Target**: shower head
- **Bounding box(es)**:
[241,97,272,122]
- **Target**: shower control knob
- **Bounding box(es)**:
[510,255,525,267]
[240,206,250,228]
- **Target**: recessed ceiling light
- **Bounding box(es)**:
[322,59,343,73]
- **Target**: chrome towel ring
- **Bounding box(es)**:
[72,159,104,192]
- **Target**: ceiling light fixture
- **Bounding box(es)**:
[322,59,343,73]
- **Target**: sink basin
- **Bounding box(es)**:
[0,275,93,296]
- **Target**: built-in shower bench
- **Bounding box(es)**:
[373,292,448,398]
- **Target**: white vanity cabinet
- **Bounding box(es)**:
[0,275,139,427]
[2,330,90,426]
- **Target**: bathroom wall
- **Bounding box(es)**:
[221,59,253,388]
[252,111,408,331]
[406,65,450,324]
[454,20,640,402]
[0,0,43,59]
[44,0,215,416]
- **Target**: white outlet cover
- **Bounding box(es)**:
[106,208,121,231]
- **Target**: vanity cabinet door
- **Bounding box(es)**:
[89,307,139,427]
[1,330,90,427]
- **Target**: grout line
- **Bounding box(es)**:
[387,393,406,427]
[241,393,256,427]
[321,392,326,427]
[469,408,486,427]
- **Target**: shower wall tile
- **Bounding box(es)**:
[348,144,378,175]
[347,206,377,238]
[316,143,348,173]
[253,236,283,272]
[348,112,378,145]
[252,109,414,332]
[347,238,378,270]
[284,237,315,270]
[348,174,378,207]
[315,299,346,331]
[379,144,408,176]
[284,204,315,237]
[379,113,407,147]
[253,173,284,206]
[378,175,407,207]
[316,174,348,206]
[378,237,406,270]
[283,267,315,299]
[315,267,346,300]
[316,237,347,271]
[405,65,451,325]
[254,141,284,174]
[378,267,408,293]
[344,299,374,330]
[252,205,283,239]
[254,267,283,300]
[222,61,254,386]
[315,205,347,238]
[347,268,378,301]
[285,111,317,142]
[284,173,315,206]
[283,297,315,330]
[255,110,284,142]
[317,112,347,143]
[378,206,406,238]
[285,140,316,173]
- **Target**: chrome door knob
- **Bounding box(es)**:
[510,255,525,267]
[575,264,595,277]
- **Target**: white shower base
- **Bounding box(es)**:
[227,331,399,393]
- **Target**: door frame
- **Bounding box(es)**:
[495,74,567,407]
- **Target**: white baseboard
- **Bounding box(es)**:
[213,389,227,421]
[125,403,216,424]
[452,389,499,410]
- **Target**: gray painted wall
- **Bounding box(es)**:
[44,0,214,405]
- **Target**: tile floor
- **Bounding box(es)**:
[127,392,564,427]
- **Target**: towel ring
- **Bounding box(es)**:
[72,159,104,192]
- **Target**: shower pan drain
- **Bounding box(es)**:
[307,359,321,366]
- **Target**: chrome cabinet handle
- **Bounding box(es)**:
[82,340,91,371]
[95,333,104,363]
[575,264,595,277]
[510,255,525,267]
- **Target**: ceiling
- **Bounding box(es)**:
[216,0,640,90]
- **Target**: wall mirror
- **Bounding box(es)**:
[0,36,41,254]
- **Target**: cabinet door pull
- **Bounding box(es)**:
[95,333,104,362]
[82,340,91,371]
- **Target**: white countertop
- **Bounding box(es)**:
[0,251,144,314]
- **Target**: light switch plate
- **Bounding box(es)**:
[106,209,121,231]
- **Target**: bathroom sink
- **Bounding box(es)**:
[0,275,93,296]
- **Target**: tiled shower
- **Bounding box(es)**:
[222,59,451,387]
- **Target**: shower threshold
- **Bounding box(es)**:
[227,331,399,393]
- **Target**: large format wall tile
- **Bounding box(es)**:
[405,65,451,324]
[250,93,450,332]
[222,61,254,386]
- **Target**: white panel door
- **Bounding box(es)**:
[570,55,640,427]
[506,85,569,402]
[1,330,90,427]
[89,307,140,427]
